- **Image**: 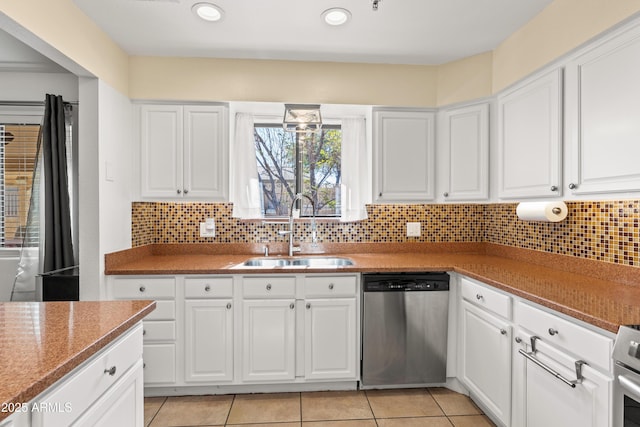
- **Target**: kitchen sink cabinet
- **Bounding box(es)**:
[565,23,640,195]
[137,103,228,200]
[440,102,489,201]
[373,108,435,202]
[184,277,234,383]
[458,277,512,427]
[497,68,563,199]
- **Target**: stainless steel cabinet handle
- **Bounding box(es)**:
[306,303,311,309]
[550,185,558,192]
[139,286,146,292]
[177,189,181,194]
[548,328,559,336]
[184,189,189,194]
[328,283,334,290]
[518,349,586,389]
[289,303,295,309]
[568,183,577,190]
[476,294,483,300]
[226,303,232,309]
[515,337,522,343]
[103,366,117,376]
[204,285,211,292]
[500,329,507,335]
[266,284,272,291]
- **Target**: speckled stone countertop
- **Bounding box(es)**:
[104,242,640,334]
[0,300,155,422]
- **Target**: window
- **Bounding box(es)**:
[254,124,342,217]
[0,123,40,248]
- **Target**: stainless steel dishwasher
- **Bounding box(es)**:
[361,272,450,387]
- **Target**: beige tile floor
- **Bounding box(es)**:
[144,388,496,427]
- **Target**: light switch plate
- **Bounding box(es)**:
[406,222,421,237]
[200,222,215,238]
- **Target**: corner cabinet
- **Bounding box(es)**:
[565,23,640,195]
[373,109,435,202]
[440,103,489,201]
[138,104,228,200]
[497,69,563,199]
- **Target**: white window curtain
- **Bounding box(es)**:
[231,113,262,219]
[340,117,369,222]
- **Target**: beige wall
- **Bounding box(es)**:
[0,0,129,95]
[129,57,438,107]
[436,52,493,106]
[493,0,640,92]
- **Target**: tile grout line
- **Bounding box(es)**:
[147,396,168,427]
[223,393,236,426]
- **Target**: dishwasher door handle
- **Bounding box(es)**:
[518,348,587,389]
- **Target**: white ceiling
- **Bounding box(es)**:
[72,0,553,65]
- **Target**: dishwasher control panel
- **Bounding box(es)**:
[363,272,450,292]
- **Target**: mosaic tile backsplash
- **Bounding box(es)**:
[131,200,640,267]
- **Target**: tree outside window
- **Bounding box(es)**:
[254,124,341,217]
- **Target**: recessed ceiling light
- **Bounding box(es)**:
[192,3,224,22]
[322,8,351,26]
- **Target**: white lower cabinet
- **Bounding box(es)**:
[31,324,144,427]
[242,299,296,382]
[459,277,512,427]
[304,298,357,380]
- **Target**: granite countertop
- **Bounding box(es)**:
[104,243,640,334]
[0,300,155,422]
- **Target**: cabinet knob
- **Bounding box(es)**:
[500,329,507,335]
[568,183,577,190]
[139,286,146,293]
[306,303,311,309]
[476,294,483,300]
[204,285,211,292]
[289,303,295,310]
[184,189,189,194]
[143,329,146,336]
[143,362,146,369]
[266,284,272,291]
[550,185,558,192]
[443,192,449,197]
[103,366,117,376]
[176,189,182,194]
[379,192,382,197]
[548,328,559,336]
[328,283,334,290]
[226,303,232,310]
[515,337,522,344]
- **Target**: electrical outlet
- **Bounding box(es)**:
[406,222,421,237]
[199,222,215,238]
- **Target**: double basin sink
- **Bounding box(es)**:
[237,256,354,269]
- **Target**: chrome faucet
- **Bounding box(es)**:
[279,193,317,256]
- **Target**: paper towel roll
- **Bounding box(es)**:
[516,201,568,222]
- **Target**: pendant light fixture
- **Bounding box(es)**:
[283,104,323,133]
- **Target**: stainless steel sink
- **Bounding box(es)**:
[238,256,353,268]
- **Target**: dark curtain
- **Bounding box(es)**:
[42,94,74,272]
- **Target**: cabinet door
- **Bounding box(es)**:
[460,300,511,426]
[183,106,228,200]
[373,109,435,202]
[184,299,233,383]
[140,104,183,198]
[566,25,640,194]
[512,330,611,427]
[498,69,562,199]
[242,299,296,382]
[143,343,176,385]
[304,298,357,380]
[441,103,489,201]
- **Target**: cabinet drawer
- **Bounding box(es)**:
[515,301,613,371]
[145,300,175,321]
[111,277,175,299]
[185,276,233,298]
[32,324,142,427]
[143,321,176,342]
[242,276,296,298]
[461,277,511,319]
[143,343,176,384]
[305,275,357,297]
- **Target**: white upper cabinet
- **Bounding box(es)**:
[497,69,563,199]
[566,24,640,194]
[139,104,228,200]
[373,109,435,202]
[440,103,489,201]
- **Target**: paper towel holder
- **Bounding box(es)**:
[551,207,562,215]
